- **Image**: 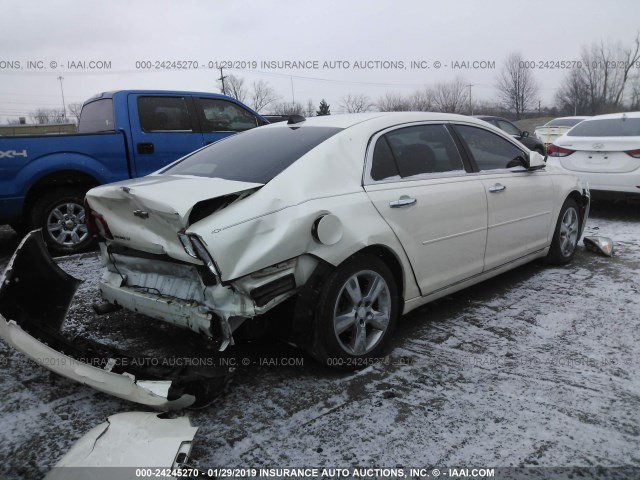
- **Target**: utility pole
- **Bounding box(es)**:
[57,76,66,121]
[466,84,473,115]
[218,68,227,95]
[290,76,295,107]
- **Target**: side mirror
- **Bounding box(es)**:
[521,130,530,138]
[526,150,546,170]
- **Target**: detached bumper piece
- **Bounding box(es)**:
[46,412,212,480]
[0,231,230,410]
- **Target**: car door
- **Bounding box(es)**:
[453,124,555,270]
[194,97,260,146]
[128,94,204,176]
[364,123,488,296]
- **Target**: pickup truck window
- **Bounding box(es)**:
[77,99,115,134]
[138,96,193,132]
[196,98,258,132]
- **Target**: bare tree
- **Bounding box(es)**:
[218,74,247,102]
[431,78,469,113]
[340,94,373,113]
[30,107,66,124]
[67,102,83,124]
[408,88,434,111]
[269,101,305,116]
[305,99,315,117]
[250,80,279,113]
[555,69,590,116]
[376,92,411,112]
[630,74,640,110]
[496,53,539,119]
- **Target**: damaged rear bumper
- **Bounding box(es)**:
[0,231,229,410]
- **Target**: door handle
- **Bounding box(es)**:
[489,183,506,193]
[389,197,417,208]
[137,143,155,154]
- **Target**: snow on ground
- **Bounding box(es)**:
[0,201,639,479]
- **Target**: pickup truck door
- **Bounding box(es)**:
[194,97,261,146]
[127,94,204,176]
[452,124,554,270]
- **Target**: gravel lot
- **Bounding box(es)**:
[0,201,638,479]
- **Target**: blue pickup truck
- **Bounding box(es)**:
[0,90,266,254]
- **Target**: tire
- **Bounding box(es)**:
[545,197,581,265]
[29,187,93,256]
[309,254,399,366]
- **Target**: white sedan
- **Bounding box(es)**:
[547,112,640,200]
[79,113,589,364]
[534,116,591,147]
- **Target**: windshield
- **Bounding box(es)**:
[568,118,640,137]
[162,125,343,183]
[546,118,586,127]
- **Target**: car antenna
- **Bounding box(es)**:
[287,114,306,125]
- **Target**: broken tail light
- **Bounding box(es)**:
[547,144,575,157]
[178,232,221,278]
[84,199,113,240]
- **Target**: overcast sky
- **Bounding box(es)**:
[0,0,638,121]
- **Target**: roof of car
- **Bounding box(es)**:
[263,112,487,130]
[582,111,640,121]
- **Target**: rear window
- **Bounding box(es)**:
[161,126,343,183]
[546,118,586,127]
[568,118,640,137]
[78,99,114,134]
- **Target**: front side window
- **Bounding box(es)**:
[138,96,193,132]
[370,124,465,181]
[197,98,258,132]
[456,125,525,170]
[78,99,114,134]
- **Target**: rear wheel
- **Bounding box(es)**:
[29,187,92,256]
[545,197,580,265]
[309,254,398,367]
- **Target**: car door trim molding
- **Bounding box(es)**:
[488,210,552,230]
[421,226,486,246]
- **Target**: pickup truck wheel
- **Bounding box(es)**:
[30,188,92,255]
[310,254,398,367]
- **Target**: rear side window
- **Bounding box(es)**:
[456,125,525,170]
[196,98,258,132]
[162,126,342,184]
[370,124,465,181]
[568,118,640,137]
[77,99,114,134]
[138,96,193,132]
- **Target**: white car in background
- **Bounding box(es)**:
[547,112,640,200]
[534,116,591,147]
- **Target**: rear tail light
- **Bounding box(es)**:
[547,144,575,157]
[84,199,113,240]
[625,149,640,158]
[178,232,220,277]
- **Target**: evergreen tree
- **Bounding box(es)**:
[316,99,331,116]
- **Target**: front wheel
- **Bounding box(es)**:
[309,254,399,366]
[29,187,93,256]
[545,197,580,265]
